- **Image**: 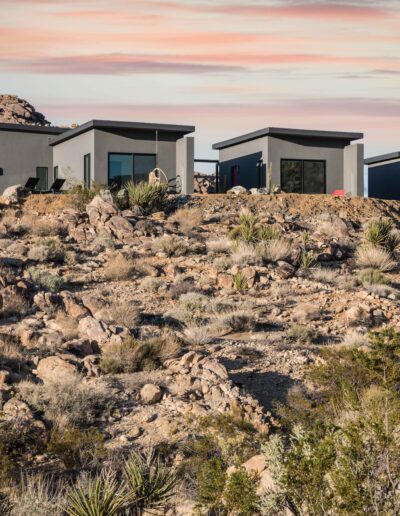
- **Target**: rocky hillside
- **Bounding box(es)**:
[0,189,400,514]
[0,94,50,126]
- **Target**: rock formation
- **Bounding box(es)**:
[0,94,50,126]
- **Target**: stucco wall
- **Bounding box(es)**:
[93,129,177,185]
[176,137,194,195]
[52,130,95,188]
[343,143,364,196]
[0,130,55,190]
[266,136,345,193]
[218,137,267,163]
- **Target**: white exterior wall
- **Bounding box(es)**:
[52,131,95,188]
[176,137,194,194]
[219,137,267,163]
[343,143,364,196]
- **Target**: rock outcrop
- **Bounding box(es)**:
[0,94,50,126]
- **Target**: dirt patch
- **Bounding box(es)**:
[23,193,71,214]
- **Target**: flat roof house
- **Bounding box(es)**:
[0,120,195,194]
[365,151,400,200]
[213,127,364,196]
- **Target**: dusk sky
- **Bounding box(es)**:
[2,0,400,162]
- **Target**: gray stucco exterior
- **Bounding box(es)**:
[213,127,364,196]
[0,120,195,194]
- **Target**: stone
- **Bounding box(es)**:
[227,186,249,195]
[60,291,89,319]
[2,185,22,204]
[63,339,98,357]
[276,261,295,279]
[140,384,163,404]
[78,316,109,344]
[217,272,232,289]
[86,194,117,225]
[106,215,135,242]
[2,398,33,419]
[0,94,50,126]
[35,355,78,383]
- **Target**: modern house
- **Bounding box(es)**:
[365,151,400,200]
[0,120,195,194]
[213,127,364,195]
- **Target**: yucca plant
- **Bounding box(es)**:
[65,471,126,516]
[365,218,400,254]
[299,250,314,269]
[233,272,248,292]
[238,211,257,228]
[359,268,389,286]
[123,450,177,515]
[257,225,279,242]
[125,181,168,215]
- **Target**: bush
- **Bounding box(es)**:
[224,468,260,515]
[179,292,209,313]
[8,474,64,516]
[233,271,248,292]
[365,218,399,253]
[206,238,232,254]
[103,254,136,281]
[21,214,65,237]
[231,243,262,266]
[359,268,389,286]
[196,458,226,512]
[109,300,141,328]
[29,268,64,292]
[311,267,337,284]
[48,427,105,470]
[152,235,187,257]
[28,239,64,263]
[169,207,203,235]
[355,245,396,271]
[67,183,104,212]
[288,324,313,344]
[260,237,293,263]
[125,181,168,215]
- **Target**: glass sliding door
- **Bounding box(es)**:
[281,160,302,193]
[108,153,133,188]
[84,154,91,189]
[134,154,156,183]
[36,167,48,191]
[303,160,325,194]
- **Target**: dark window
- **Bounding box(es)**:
[84,154,91,189]
[257,160,264,188]
[36,167,48,191]
[108,153,133,188]
[134,154,156,183]
[231,165,239,187]
[0,168,3,176]
[53,166,58,181]
[281,159,325,194]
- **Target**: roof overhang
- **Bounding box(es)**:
[50,119,195,146]
[365,151,400,166]
[213,126,364,150]
[0,122,67,136]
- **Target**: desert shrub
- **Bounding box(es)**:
[21,214,65,237]
[48,427,105,470]
[67,182,104,211]
[0,491,11,515]
[216,311,254,333]
[141,276,163,293]
[260,237,293,263]
[0,209,24,236]
[109,300,141,328]
[355,244,396,271]
[339,329,368,348]
[28,238,64,263]
[359,268,388,286]
[29,268,64,292]
[298,250,314,269]
[0,291,30,319]
[224,468,260,515]
[288,324,313,344]
[103,254,136,281]
[365,217,400,253]
[311,266,337,284]
[18,377,112,429]
[65,470,123,516]
[9,475,64,516]
[126,181,168,215]
[0,334,24,370]
[206,238,232,254]
[196,458,226,512]
[367,284,399,299]
[261,329,400,515]
[179,292,209,313]
[231,243,262,266]
[152,235,187,257]
[233,271,248,292]
[100,336,178,374]
[183,324,216,346]
[170,207,203,234]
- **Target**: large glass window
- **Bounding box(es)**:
[36,167,48,191]
[134,154,156,183]
[281,159,326,194]
[84,154,91,189]
[108,153,133,188]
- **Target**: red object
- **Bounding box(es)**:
[332,189,345,197]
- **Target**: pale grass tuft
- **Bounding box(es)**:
[109,300,141,328]
[183,324,216,346]
[260,237,293,263]
[355,245,396,272]
[169,207,203,234]
[207,237,232,255]
[339,329,368,349]
[21,213,65,237]
[103,253,136,281]
[9,474,65,516]
[151,235,187,257]
[231,243,262,266]
[311,267,337,284]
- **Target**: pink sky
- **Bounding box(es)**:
[1,0,400,159]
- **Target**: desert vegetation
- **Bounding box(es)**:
[0,188,400,513]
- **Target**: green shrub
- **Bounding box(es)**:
[125,181,168,215]
[299,250,314,269]
[359,268,389,286]
[47,427,105,470]
[224,468,260,515]
[29,268,64,292]
[365,218,399,253]
[233,271,248,292]
[67,182,104,212]
[257,225,279,241]
[28,238,65,263]
[152,235,187,257]
[288,324,313,344]
[196,458,226,512]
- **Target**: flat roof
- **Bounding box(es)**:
[212,126,364,150]
[50,119,195,146]
[0,122,67,135]
[365,151,400,166]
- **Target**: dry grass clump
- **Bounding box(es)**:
[18,377,112,429]
[179,292,209,313]
[214,310,254,333]
[29,268,64,292]
[0,334,24,368]
[8,474,65,516]
[170,207,203,234]
[231,243,262,266]
[207,238,232,255]
[292,303,321,323]
[103,253,136,281]
[0,291,30,319]
[28,238,65,263]
[288,324,313,344]
[355,245,396,272]
[260,237,293,263]
[109,300,141,328]
[183,324,216,346]
[358,268,388,286]
[367,284,399,299]
[311,267,337,284]
[141,276,163,293]
[21,214,65,237]
[339,329,368,349]
[152,235,187,257]
[0,208,24,235]
[100,335,179,374]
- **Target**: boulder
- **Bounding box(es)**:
[78,316,109,344]
[106,215,135,242]
[2,398,33,419]
[140,384,163,404]
[227,186,249,195]
[2,185,22,204]
[86,194,117,225]
[35,355,78,383]
[60,291,89,319]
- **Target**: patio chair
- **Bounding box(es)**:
[24,177,40,192]
[48,178,65,193]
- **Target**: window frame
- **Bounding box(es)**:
[280,158,326,194]
[133,153,157,183]
[36,166,48,191]
[107,152,157,187]
[84,153,91,189]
